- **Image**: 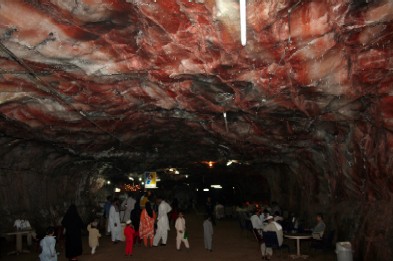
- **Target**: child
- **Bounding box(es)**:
[175,211,190,251]
[39,226,57,261]
[203,215,213,252]
[124,220,136,256]
[87,221,101,254]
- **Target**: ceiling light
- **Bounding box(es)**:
[240,0,247,46]
[107,181,111,185]
[203,188,209,192]
[211,185,223,189]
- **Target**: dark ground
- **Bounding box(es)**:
[0,213,336,261]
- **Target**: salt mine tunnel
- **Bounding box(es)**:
[0,0,392,260]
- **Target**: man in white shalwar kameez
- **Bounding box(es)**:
[153,197,172,246]
[121,192,136,222]
[175,212,190,250]
[203,216,213,251]
[108,198,122,242]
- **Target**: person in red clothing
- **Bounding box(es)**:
[124,220,136,257]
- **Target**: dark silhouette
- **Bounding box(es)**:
[62,204,84,261]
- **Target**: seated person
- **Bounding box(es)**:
[312,213,326,239]
[261,216,283,260]
[250,209,264,234]
[262,209,270,223]
[273,211,283,222]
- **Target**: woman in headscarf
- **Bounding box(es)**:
[139,201,156,247]
[130,201,142,245]
[61,204,84,261]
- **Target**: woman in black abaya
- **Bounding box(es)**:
[62,204,84,261]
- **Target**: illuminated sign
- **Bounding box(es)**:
[144,171,157,188]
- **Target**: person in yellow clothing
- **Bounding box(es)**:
[140,191,151,209]
[87,221,101,254]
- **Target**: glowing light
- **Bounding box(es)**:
[208,161,214,167]
[139,177,142,181]
[203,188,209,192]
[211,185,223,189]
[142,182,145,185]
[169,168,174,172]
[196,188,199,192]
[175,170,180,174]
[114,188,121,193]
[226,160,239,166]
[185,175,189,178]
[107,181,111,185]
[122,183,141,192]
[240,0,247,46]
[128,177,134,181]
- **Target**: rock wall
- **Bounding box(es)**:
[262,119,393,260]
[0,137,105,233]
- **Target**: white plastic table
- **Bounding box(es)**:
[284,233,312,259]
[4,230,34,255]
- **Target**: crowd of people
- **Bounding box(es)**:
[37,193,325,261]
[38,191,215,261]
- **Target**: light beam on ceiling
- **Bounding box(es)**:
[240,0,247,46]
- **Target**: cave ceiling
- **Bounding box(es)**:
[0,0,392,171]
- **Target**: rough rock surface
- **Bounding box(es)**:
[0,0,392,260]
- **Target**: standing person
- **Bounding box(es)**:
[62,204,84,261]
[103,196,112,235]
[39,226,57,261]
[205,197,215,225]
[121,192,136,222]
[139,202,156,247]
[87,221,101,255]
[131,202,142,245]
[153,196,172,246]
[203,215,213,252]
[108,198,122,243]
[124,220,136,257]
[175,211,190,251]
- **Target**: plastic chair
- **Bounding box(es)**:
[311,230,335,250]
[252,229,263,244]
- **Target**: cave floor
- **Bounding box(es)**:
[1,213,336,261]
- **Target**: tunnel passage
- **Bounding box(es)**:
[0,0,393,260]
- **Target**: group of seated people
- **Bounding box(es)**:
[250,209,283,260]
[250,207,326,260]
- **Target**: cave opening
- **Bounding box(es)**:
[0,0,393,260]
